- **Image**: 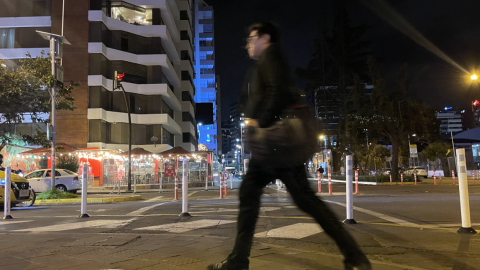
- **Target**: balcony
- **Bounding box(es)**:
[88,75,181,111]
[199,33,213,39]
[200,59,214,66]
[87,108,182,135]
[200,46,214,52]
[199,19,213,25]
[0,16,50,28]
[88,10,179,65]
[88,42,180,88]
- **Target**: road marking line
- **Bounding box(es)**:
[368,222,456,232]
[0,220,33,225]
[254,223,323,239]
[187,191,199,198]
[145,196,164,202]
[270,186,418,226]
[324,200,418,226]
[15,220,129,232]
[126,202,168,216]
[189,208,238,214]
[133,219,235,233]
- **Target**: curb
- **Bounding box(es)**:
[35,195,142,205]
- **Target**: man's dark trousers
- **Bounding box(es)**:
[226,159,364,268]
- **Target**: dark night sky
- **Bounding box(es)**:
[205,0,480,121]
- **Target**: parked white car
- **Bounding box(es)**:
[24,169,82,193]
[403,167,428,178]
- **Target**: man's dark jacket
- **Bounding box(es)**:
[240,44,295,128]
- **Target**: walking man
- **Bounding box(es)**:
[206,22,371,270]
[317,165,325,180]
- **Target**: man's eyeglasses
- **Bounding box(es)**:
[246,34,259,44]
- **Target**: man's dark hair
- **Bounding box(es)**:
[248,22,281,43]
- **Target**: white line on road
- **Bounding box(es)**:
[270,186,418,226]
[324,200,418,226]
[15,220,130,232]
[0,220,33,225]
[187,191,199,198]
[126,202,168,216]
[145,196,164,202]
[133,219,236,233]
[307,178,377,185]
[254,223,323,239]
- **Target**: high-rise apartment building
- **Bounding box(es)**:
[0,0,197,153]
[193,0,219,154]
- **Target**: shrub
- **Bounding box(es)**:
[37,188,78,200]
[57,155,80,173]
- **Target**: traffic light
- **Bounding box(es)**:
[113,71,125,89]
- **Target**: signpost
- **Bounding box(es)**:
[410,144,418,167]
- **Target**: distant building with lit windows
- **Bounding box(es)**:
[193,0,219,154]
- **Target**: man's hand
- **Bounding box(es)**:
[245,119,259,127]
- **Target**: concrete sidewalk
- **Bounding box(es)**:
[0,218,478,270]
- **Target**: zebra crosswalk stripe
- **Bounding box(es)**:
[133,219,235,233]
[254,223,323,239]
[15,220,130,232]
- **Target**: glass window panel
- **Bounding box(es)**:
[0,29,15,48]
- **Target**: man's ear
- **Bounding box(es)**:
[259,33,271,43]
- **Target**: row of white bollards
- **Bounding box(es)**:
[342,153,476,234]
[3,165,90,220]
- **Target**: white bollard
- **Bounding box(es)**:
[79,164,89,218]
[133,174,137,194]
[180,158,191,217]
[205,169,208,191]
[455,149,476,234]
[159,161,163,193]
[344,155,356,224]
[230,173,233,190]
[3,166,13,220]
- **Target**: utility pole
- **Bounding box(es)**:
[36,31,70,190]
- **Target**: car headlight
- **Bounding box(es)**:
[17,173,23,177]
[0,179,4,185]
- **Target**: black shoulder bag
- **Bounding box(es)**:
[245,105,318,168]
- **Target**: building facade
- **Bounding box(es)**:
[193,0,218,154]
[436,109,463,136]
[0,0,197,153]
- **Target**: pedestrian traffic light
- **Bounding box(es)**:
[113,71,125,89]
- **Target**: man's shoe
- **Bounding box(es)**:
[344,255,372,270]
[205,260,248,270]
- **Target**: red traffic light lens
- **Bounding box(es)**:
[117,73,125,81]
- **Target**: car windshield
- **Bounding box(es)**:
[26,170,44,179]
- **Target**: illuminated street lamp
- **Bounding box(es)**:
[318,135,327,149]
[471,74,478,80]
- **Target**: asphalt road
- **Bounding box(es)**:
[1,181,479,270]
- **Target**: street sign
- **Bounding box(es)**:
[164,162,175,177]
[410,144,418,158]
[55,64,64,89]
